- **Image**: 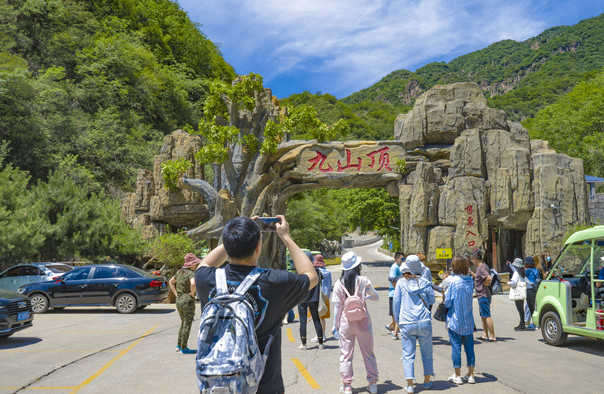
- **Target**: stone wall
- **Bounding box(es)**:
[588,194,604,223]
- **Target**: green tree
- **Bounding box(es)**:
[523,68,604,178]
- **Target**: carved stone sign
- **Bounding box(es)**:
[297,144,405,174]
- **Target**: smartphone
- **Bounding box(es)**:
[254,217,281,232]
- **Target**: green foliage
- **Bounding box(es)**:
[563,222,596,242]
[0,164,146,268]
[147,231,198,268]
[161,158,193,192]
[523,68,604,178]
[395,157,407,173]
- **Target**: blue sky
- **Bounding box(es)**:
[177,0,603,99]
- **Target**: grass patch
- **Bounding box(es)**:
[325,257,340,266]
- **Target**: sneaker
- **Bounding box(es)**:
[463,374,475,384]
[527,323,537,330]
[282,317,289,325]
[404,386,414,393]
[340,384,353,394]
[392,334,400,340]
[310,336,319,343]
[423,380,433,389]
[448,374,463,385]
[514,324,526,331]
[175,346,181,353]
[298,344,307,350]
[385,324,393,333]
[367,382,378,393]
[179,347,196,354]
[318,344,325,350]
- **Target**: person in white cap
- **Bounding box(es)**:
[331,251,379,394]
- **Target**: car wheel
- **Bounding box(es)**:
[30,293,50,314]
[541,311,568,346]
[115,293,137,314]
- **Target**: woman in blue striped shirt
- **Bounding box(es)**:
[444,256,476,385]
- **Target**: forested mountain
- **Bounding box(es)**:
[343,14,603,122]
[0,0,235,190]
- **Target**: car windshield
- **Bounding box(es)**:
[553,239,604,277]
[46,264,73,273]
[122,265,150,277]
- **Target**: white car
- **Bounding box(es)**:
[0,263,73,292]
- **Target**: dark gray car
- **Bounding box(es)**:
[0,263,74,291]
[0,288,34,338]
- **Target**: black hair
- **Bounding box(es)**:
[341,265,361,295]
[516,266,526,278]
[222,217,261,259]
[395,251,405,260]
[472,249,483,261]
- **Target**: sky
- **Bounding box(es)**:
[177,0,604,99]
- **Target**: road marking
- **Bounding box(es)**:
[0,350,120,353]
[291,358,320,390]
[69,325,157,393]
[286,327,295,342]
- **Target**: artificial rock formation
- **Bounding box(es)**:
[397,83,589,264]
[124,82,590,268]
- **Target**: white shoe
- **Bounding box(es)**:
[404,385,414,393]
[392,334,400,340]
[318,343,324,350]
[298,344,307,350]
[340,385,353,394]
[463,374,475,384]
[448,374,463,385]
[367,382,378,393]
[282,317,288,325]
[310,336,319,343]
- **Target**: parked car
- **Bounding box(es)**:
[17,264,169,314]
[0,288,34,338]
[533,225,604,346]
[0,263,74,291]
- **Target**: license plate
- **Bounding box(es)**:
[17,311,30,321]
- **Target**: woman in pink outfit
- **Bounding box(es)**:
[332,251,379,394]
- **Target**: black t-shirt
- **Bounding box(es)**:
[303,267,322,303]
[196,264,310,394]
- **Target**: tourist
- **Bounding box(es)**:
[387,252,404,339]
[310,254,332,344]
[472,250,496,341]
[169,253,201,354]
[195,215,318,393]
[445,256,476,385]
[298,251,324,349]
[508,258,528,331]
[392,255,435,393]
[332,251,379,394]
[524,256,541,330]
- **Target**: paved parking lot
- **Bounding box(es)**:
[1,247,604,393]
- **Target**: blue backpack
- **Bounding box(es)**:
[196,267,274,394]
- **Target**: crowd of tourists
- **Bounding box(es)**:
[168,214,551,394]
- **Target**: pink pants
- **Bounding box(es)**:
[338,317,379,384]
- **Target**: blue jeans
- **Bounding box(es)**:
[400,321,434,380]
[448,328,475,368]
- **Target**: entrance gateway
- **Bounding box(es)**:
[122,82,590,271]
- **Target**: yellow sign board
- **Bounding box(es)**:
[436,248,452,259]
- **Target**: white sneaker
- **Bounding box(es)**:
[367,382,378,393]
[404,385,414,393]
[463,374,475,384]
[340,385,353,394]
[298,344,307,350]
[318,344,325,350]
[448,374,463,385]
[392,334,400,340]
[282,317,288,325]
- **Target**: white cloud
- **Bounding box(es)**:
[178,0,600,97]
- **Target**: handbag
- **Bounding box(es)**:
[509,280,527,301]
[317,291,328,316]
[433,302,448,322]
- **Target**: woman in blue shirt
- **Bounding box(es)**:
[444,256,476,385]
[524,256,542,330]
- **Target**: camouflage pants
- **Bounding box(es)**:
[176,294,195,349]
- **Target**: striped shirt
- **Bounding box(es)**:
[444,275,475,336]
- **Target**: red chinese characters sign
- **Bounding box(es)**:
[463,204,481,250]
[304,145,400,174]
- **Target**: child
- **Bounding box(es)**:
[332,251,379,394]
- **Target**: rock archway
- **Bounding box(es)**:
[122,82,590,270]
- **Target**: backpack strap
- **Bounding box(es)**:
[215,268,229,296]
[233,267,264,296]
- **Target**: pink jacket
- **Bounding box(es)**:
[331,276,379,330]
